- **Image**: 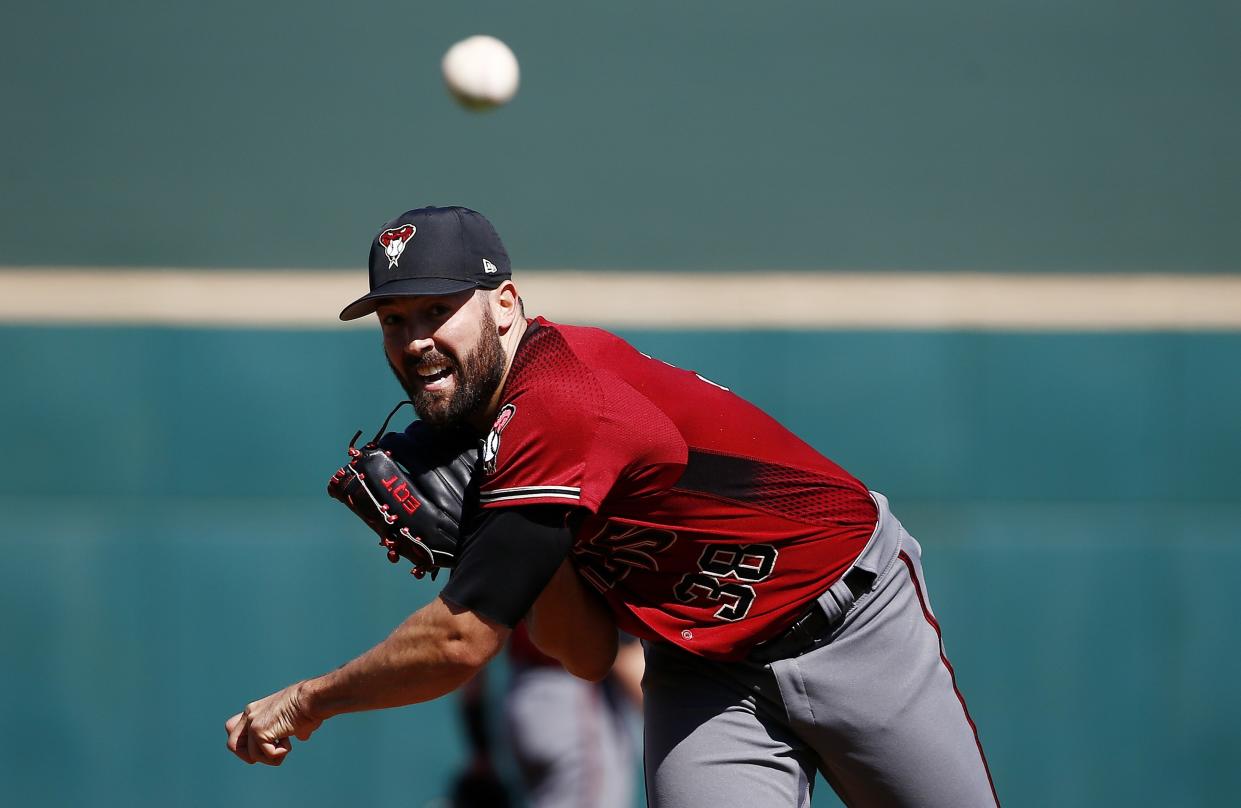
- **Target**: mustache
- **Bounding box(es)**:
[402,350,458,375]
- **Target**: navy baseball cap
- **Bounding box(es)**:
[339,206,512,321]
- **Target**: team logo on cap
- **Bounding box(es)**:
[482,258,498,274]
[378,225,416,269]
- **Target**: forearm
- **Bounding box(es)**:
[303,596,507,720]
[526,560,618,681]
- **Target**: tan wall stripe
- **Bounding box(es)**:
[1,268,1239,331]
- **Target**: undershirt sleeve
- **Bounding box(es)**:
[440,505,575,628]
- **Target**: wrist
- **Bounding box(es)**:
[297,676,336,722]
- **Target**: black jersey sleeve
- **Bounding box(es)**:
[440,505,575,628]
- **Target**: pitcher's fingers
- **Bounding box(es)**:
[226,715,253,763]
[230,727,256,764]
[245,727,261,764]
[259,738,291,765]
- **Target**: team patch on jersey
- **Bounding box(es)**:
[573,524,677,592]
[482,403,516,475]
[378,224,416,268]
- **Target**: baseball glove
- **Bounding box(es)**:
[327,401,480,579]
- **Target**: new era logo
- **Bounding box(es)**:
[482,259,498,274]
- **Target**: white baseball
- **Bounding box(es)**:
[441,35,520,110]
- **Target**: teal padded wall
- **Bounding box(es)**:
[2,328,1238,503]
[2,326,1239,806]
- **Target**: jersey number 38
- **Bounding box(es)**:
[673,543,778,621]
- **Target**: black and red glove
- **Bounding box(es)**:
[327,402,479,579]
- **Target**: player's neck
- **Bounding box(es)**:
[468,315,528,433]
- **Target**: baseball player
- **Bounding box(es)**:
[452,626,641,808]
[226,206,999,807]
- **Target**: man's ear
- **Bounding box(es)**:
[491,281,521,332]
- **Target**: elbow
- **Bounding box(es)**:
[567,657,614,683]
[530,633,616,682]
[563,637,619,683]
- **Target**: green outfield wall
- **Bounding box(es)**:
[2,325,1239,807]
[3,1,1238,273]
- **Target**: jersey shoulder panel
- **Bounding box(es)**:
[480,320,687,511]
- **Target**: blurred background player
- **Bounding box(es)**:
[451,626,643,808]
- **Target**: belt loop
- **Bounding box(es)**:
[817,574,856,625]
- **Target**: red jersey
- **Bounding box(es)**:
[479,318,878,661]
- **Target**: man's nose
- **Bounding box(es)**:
[404,335,435,356]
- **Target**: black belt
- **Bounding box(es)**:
[747,567,876,665]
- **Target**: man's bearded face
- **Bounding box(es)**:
[388,305,506,429]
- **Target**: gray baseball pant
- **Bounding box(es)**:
[642,492,999,808]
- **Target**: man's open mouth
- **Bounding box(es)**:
[414,360,455,388]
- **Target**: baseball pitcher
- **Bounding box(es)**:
[225,206,999,808]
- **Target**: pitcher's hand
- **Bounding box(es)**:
[225,680,322,766]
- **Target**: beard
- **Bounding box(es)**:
[387,308,507,430]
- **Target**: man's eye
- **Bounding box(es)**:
[428,305,449,318]
[381,313,402,326]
